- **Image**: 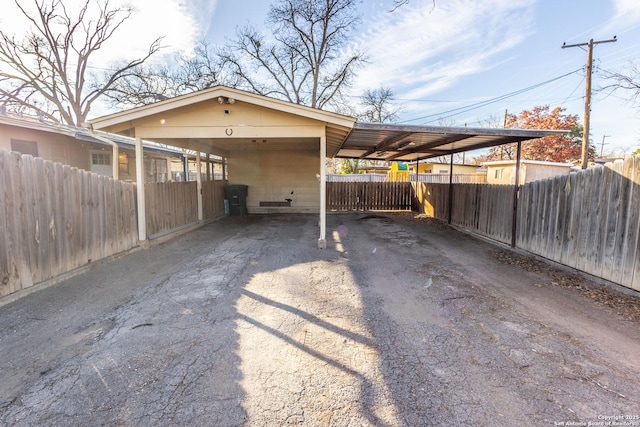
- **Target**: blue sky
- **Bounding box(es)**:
[202,0,640,154]
[3,0,640,154]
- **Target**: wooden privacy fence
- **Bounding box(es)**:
[145,180,227,236]
[517,157,640,290]
[412,174,487,184]
[0,150,138,297]
[145,181,198,236]
[202,180,227,220]
[413,182,514,244]
[327,182,413,211]
[326,173,487,184]
[414,156,640,291]
[451,184,514,244]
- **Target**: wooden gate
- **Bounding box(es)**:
[327,182,412,211]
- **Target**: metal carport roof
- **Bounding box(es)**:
[335,122,564,162]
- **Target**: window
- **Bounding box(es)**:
[11,139,38,157]
[494,169,503,179]
[91,152,111,165]
[438,170,448,174]
[118,153,129,175]
[145,156,168,183]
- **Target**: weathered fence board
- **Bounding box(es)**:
[413,182,513,244]
[326,173,486,183]
[411,158,640,291]
[621,157,640,288]
[202,180,227,220]
[0,150,138,297]
[327,182,412,211]
[144,181,198,236]
[517,156,640,291]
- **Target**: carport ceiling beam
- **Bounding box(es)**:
[411,136,528,161]
[437,136,526,156]
[359,132,415,159]
[385,134,476,161]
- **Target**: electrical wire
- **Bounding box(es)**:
[399,67,584,124]
[560,75,586,106]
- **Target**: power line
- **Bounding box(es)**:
[560,75,586,105]
[399,68,584,124]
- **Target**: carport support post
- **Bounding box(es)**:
[447,153,454,224]
[318,135,327,249]
[511,140,522,248]
[135,137,147,241]
[196,151,203,221]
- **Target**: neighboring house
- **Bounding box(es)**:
[0,112,184,182]
[593,156,626,166]
[413,162,480,175]
[483,159,572,185]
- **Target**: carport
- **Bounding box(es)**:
[90,86,560,248]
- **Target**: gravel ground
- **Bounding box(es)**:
[1,213,639,426]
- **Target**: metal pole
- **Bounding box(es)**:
[196,151,203,221]
[600,135,610,157]
[135,137,146,241]
[318,135,327,249]
[447,153,454,224]
[511,141,522,248]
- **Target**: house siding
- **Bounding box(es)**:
[228,149,320,214]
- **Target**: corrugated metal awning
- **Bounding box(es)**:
[336,122,564,161]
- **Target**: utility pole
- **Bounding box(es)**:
[501,109,508,160]
[600,134,610,157]
[562,36,617,169]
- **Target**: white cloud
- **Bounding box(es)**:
[596,0,640,40]
[349,0,536,103]
[612,0,640,21]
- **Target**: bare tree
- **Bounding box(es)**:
[0,0,161,125]
[335,87,402,174]
[601,63,640,108]
[103,41,228,108]
[359,87,401,123]
[219,0,364,109]
[389,0,435,12]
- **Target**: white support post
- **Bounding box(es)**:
[196,151,203,221]
[318,135,327,249]
[135,137,146,241]
[111,145,119,181]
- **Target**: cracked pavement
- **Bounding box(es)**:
[1,213,639,426]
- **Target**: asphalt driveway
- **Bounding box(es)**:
[1,213,639,426]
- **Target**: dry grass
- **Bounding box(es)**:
[491,249,640,323]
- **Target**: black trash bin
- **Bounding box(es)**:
[224,185,249,216]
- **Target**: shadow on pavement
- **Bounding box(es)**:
[2,213,640,426]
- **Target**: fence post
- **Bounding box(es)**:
[448,154,454,224]
[135,137,147,241]
[511,140,522,247]
[196,152,203,221]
